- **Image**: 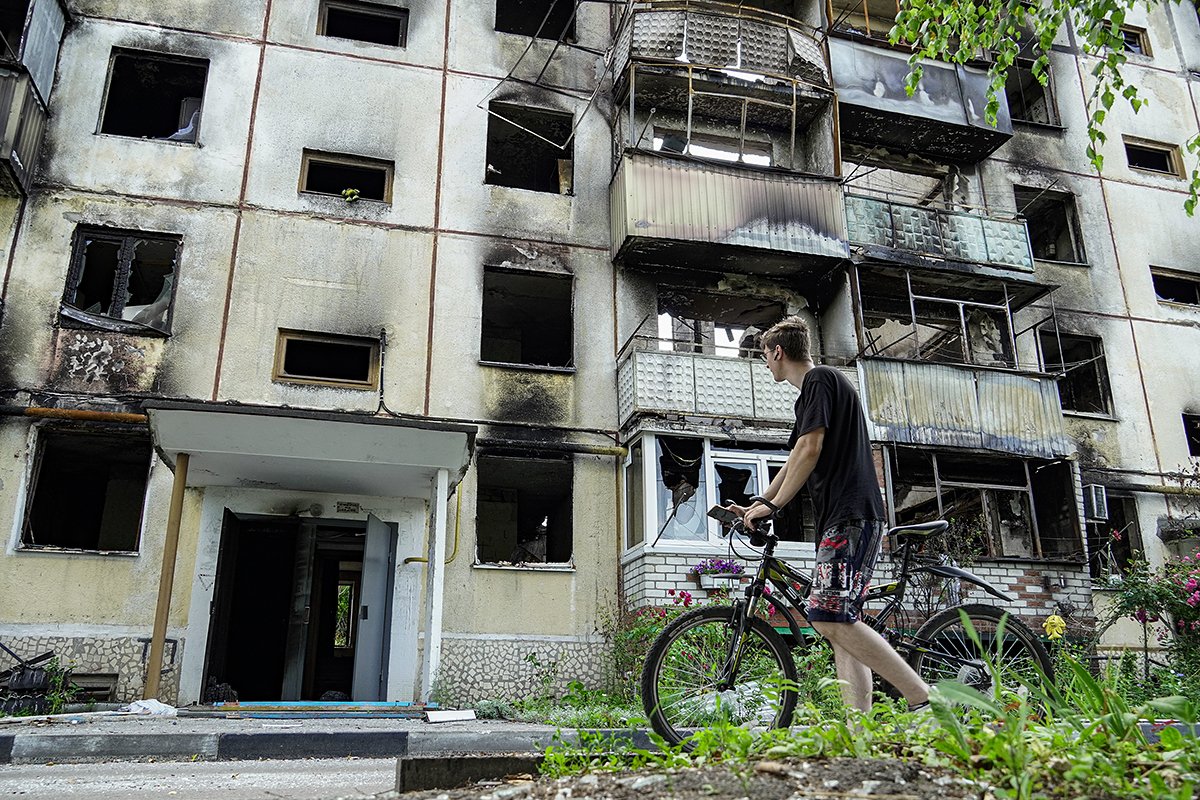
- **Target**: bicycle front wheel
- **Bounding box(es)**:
[641,605,797,747]
[908,604,1053,698]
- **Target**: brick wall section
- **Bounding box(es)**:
[622,551,1095,633]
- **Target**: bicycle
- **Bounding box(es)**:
[640,502,1054,746]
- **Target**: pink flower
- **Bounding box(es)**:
[1188,578,1198,592]
[667,589,675,596]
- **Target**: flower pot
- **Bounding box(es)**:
[698,573,743,589]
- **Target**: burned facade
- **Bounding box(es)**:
[0,0,1196,706]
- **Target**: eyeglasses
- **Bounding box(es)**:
[754,349,769,362]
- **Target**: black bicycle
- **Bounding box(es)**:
[640,503,1054,746]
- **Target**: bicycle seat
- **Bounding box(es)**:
[887,520,948,544]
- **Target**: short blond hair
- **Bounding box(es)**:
[760,316,811,361]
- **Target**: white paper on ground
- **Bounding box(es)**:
[425,709,477,723]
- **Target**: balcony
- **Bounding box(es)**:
[0,67,46,195]
[611,150,849,277]
[617,347,797,427]
[846,194,1034,272]
[858,358,1070,459]
[829,38,1013,162]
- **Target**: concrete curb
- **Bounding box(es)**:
[0,726,655,765]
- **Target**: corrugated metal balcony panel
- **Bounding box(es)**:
[977,371,1070,456]
[694,356,756,417]
[632,350,697,414]
[750,362,798,422]
[613,152,849,262]
[907,362,984,448]
[0,69,45,196]
[860,358,910,439]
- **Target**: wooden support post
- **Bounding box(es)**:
[144,452,189,700]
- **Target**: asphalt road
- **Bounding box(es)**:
[0,757,395,799]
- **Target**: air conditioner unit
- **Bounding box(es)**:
[1083,484,1109,522]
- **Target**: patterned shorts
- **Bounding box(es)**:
[806,519,886,623]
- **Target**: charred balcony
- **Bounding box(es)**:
[829,38,1013,163]
[845,194,1034,273]
[0,0,67,196]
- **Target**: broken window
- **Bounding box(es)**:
[1088,494,1142,581]
[476,451,573,564]
[21,427,151,552]
[1039,331,1112,415]
[1151,268,1200,305]
[653,129,772,167]
[494,0,576,40]
[1005,58,1058,125]
[656,288,784,358]
[0,1,29,60]
[1124,138,1181,176]
[1119,25,1150,56]
[301,150,393,202]
[655,436,708,542]
[274,330,380,389]
[887,446,1080,560]
[858,270,1016,367]
[318,1,408,47]
[485,102,573,194]
[1186,414,1200,458]
[100,50,207,142]
[481,267,573,367]
[1014,185,1085,264]
[62,227,180,333]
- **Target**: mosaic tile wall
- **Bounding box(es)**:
[0,635,181,704]
[435,637,609,704]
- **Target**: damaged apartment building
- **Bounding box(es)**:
[0,0,1196,706]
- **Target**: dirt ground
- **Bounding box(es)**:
[384,757,988,800]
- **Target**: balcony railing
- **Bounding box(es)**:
[829,38,1013,162]
[846,194,1034,271]
[618,347,798,426]
[0,67,46,196]
[858,358,1070,458]
[611,150,849,272]
[615,2,830,88]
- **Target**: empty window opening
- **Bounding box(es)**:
[476,452,573,564]
[1014,185,1085,264]
[1039,331,1111,415]
[0,0,30,59]
[100,50,207,142]
[653,129,772,167]
[1186,414,1200,457]
[274,330,380,388]
[481,267,573,367]
[21,428,151,552]
[62,227,180,333]
[655,288,785,358]
[829,0,901,40]
[1151,269,1200,305]
[318,1,408,46]
[1005,59,1057,125]
[1088,494,1142,581]
[1119,25,1150,56]
[494,0,576,40]
[301,151,393,202]
[1124,138,1181,176]
[485,103,573,194]
[888,447,1079,560]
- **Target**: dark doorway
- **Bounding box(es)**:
[203,513,367,702]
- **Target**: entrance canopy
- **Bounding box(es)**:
[144,400,476,497]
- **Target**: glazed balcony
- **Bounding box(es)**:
[829,38,1013,162]
[858,358,1070,459]
[611,150,849,277]
[845,194,1034,272]
[617,346,798,427]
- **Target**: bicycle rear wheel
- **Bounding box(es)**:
[908,604,1053,697]
[641,605,797,747]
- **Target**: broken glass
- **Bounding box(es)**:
[655,437,707,541]
[66,231,178,333]
[123,239,176,330]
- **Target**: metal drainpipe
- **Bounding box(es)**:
[144,452,189,700]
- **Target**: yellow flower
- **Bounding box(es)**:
[1043,613,1066,640]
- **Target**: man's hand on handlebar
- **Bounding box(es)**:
[743,502,774,530]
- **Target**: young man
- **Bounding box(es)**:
[736,316,929,713]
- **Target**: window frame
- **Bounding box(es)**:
[484,101,575,195]
[299,149,395,203]
[1185,413,1200,458]
[1119,25,1152,57]
[493,0,577,40]
[1038,330,1113,416]
[1087,493,1143,583]
[97,48,210,144]
[1123,136,1184,178]
[317,0,409,47]
[61,225,182,336]
[19,425,152,555]
[1150,267,1200,306]
[272,329,381,390]
[474,449,575,568]
[1004,56,1061,127]
[1013,184,1087,266]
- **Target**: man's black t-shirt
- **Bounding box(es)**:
[787,365,885,532]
